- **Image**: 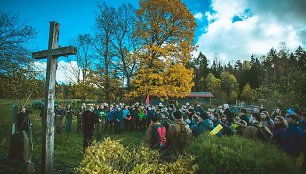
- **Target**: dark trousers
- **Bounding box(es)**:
[104,120,114,134]
[140,118,147,131]
[125,119,132,131]
[65,117,72,133]
[96,122,102,141]
[76,115,83,133]
[134,117,140,131]
[55,115,63,134]
[83,131,93,152]
[114,121,121,134]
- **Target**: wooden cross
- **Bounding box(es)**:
[32,21,76,174]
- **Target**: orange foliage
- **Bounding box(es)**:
[128,0,196,99]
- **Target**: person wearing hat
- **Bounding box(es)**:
[279,114,304,158]
[166,110,192,155]
[82,104,101,152]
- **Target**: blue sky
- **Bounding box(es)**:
[2,0,306,82]
[1,0,210,51]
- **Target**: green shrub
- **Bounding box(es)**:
[77,137,197,174]
[186,134,303,174]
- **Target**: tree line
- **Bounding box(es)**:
[189,44,306,110]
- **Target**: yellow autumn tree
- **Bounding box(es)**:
[74,70,98,101]
[241,83,253,103]
[74,69,121,103]
[128,0,196,99]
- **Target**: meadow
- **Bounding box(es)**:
[1,99,304,174]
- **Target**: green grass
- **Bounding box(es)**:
[0,99,145,174]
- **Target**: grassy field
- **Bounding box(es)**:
[0,99,145,174]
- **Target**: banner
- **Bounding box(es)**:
[145,95,150,106]
[210,124,223,136]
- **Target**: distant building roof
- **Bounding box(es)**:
[188,92,214,98]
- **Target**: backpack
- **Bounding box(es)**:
[152,124,167,150]
[175,123,190,148]
[255,124,273,143]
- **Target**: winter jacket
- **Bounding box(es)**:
[145,122,163,147]
[271,124,286,145]
[107,110,114,122]
[279,123,304,157]
[167,119,192,154]
[196,119,214,137]
[122,109,130,119]
[82,110,99,132]
[114,109,123,122]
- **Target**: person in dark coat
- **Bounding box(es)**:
[17,107,31,137]
[279,114,304,158]
[104,105,115,134]
[114,106,123,134]
[82,104,100,152]
[272,116,287,145]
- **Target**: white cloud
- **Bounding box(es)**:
[194,12,203,21]
[195,0,306,64]
[33,60,81,83]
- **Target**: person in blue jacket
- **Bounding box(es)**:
[114,105,123,134]
[104,105,115,134]
[279,114,304,158]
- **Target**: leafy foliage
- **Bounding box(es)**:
[77,138,197,174]
[0,68,43,103]
[241,83,253,102]
[186,134,303,174]
[128,0,196,99]
[220,71,239,103]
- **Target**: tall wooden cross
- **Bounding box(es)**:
[32,21,77,174]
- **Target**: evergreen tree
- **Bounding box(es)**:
[191,52,209,91]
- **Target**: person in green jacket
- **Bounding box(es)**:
[196,111,214,137]
[138,104,147,131]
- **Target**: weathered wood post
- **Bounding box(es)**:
[32,21,76,174]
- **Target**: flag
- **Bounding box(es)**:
[210,124,223,136]
[145,95,150,106]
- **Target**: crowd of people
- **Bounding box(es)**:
[16,101,306,169]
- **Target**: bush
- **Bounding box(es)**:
[186,134,303,174]
[76,137,197,174]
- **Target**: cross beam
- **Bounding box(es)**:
[32,21,76,174]
[33,46,76,59]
